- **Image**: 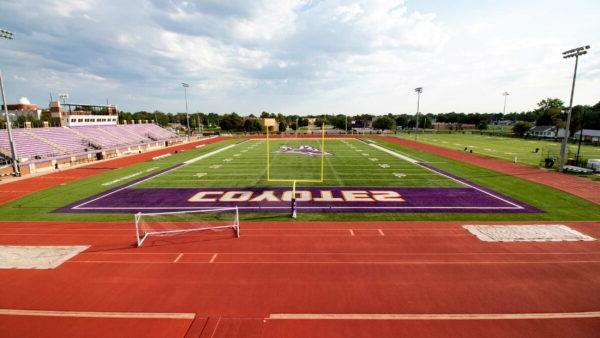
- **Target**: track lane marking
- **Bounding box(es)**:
[67,260,600,265]
[0,309,195,319]
[268,311,600,320]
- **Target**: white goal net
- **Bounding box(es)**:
[134,207,240,247]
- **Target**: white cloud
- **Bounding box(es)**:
[0,0,598,114]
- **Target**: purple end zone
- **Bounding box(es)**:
[56,177,540,215]
[54,159,541,214]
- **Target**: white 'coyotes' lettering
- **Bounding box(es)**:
[188,190,405,203]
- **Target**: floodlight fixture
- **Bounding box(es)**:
[559,45,590,171]
[0,28,20,176]
[0,29,14,40]
[562,45,590,58]
[58,93,69,104]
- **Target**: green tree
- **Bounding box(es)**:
[512,121,531,136]
[395,115,409,128]
[298,117,309,127]
[534,98,564,127]
[372,116,395,130]
[278,121,287,132]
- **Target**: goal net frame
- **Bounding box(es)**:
[134,207,240,247]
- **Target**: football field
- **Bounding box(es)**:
[2,136,599,221]
[58,138,539,214]
[137,138,460,188]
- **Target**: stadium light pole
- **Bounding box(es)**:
[502,92,509,114]
[0,28,20,176]
[559,45,590,171]
[414,87,423,139]
[182,83,190,138]
[345,114,348,134]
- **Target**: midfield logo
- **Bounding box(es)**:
[279,145,331,157]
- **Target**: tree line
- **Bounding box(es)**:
[117,97,599,136]
[2,98,599,136]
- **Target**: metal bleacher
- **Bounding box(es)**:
[0,124,179,162]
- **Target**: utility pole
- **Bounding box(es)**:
[414,87,423,139]
[559,45,590,171]
[345,114,348,134]
[0,28,20,176]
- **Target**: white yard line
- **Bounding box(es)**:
[368,143,523,209]
[73,142,244,210]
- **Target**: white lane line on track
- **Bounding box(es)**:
[0,309,195,319]
[268,311,600,320]
[67,260,600,265]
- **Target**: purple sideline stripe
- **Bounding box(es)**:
[55,161,540,214]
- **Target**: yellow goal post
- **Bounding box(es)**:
[266,124,326,196]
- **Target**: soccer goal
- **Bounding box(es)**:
[134,207,240,247]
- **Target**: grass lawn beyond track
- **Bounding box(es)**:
[396,132,600,169]
[0,137,598,222]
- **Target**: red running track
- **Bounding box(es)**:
[378,136,600,205]
[0,137,229,205]
[0,220,599,337]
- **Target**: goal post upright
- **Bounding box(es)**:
[320,123,325,182]
[265,123,326,218]
[266,126,270,181]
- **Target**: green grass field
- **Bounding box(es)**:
[138,138,460,188]
[396,132,600,168]
[0,137,599,222]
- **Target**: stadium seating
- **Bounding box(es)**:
[0,124,178,162]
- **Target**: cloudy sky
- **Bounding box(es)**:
[1,0,599,115]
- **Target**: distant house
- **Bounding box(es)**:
[573,129,600,143]
[260,118,277,132]
[432,122,476,130]
[493,119,514,126]
[527,126,566,138]
[352,120,372,129]
[6,97,42,120]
